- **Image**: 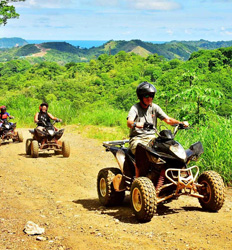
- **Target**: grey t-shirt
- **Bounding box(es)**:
[127,103,168,137]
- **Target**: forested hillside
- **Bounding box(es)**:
[1,47,231,119]
[2,39,232,63]
[0,47,231,183]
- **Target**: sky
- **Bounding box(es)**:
[1,0,232,41]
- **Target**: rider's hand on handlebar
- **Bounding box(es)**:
[136,122,144,128]
[177,121,189,129]
[182,121,189,127]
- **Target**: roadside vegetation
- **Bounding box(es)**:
[0,48,231,184]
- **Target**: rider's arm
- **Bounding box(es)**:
[127,117,144,129]
[48,113,62,122]
[163,117,189,127]
[34,112,39,123]
[127,105,144,129]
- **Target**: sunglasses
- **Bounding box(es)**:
[143,94,154,98]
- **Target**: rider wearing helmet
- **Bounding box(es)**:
[34,103,62,127]
[127,81,188,154]
[0,106,14,127]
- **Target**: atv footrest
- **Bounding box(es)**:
[103,140,129,148]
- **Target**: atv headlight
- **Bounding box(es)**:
[170,144,187,160]
[5,125,10,129]
[48,130,55,136]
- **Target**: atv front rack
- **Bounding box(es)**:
[157,166,204,203]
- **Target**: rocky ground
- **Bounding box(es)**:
[0,127,231,250]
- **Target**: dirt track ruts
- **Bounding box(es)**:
[0,127,231,250]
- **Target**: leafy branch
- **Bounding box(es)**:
[170,85,224,123]
[0,0,25,25]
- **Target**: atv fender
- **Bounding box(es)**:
[115,149,125,172]
[112,174,132,191]
[29,129,35,134]
[113,174,126,191]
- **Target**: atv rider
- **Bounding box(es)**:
[34,103,62,130]
[127,82,189,154]
[0,106,14,127]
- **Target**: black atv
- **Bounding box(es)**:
[26,120,70,158]
[97,123,225,222]
[0,118,23,145]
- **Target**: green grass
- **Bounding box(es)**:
[175,118,232,185]
[78,125,128,141]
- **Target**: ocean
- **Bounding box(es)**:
[27,40,166,49]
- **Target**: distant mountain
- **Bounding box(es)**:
[15,44,41,56]
[1,39,232,63]
[77,39,232,60]
[169,39,232,50]
[0,37,28,48]
[41,42,80,54]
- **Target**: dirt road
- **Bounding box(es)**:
[0,127,231,250]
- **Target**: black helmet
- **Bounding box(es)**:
[39,102,48,110]
[136,82,157,100]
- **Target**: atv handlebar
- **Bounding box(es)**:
[143,122,154,130]
[37,119,61,127]
[172,123,189,129]
[143,122,161,137]
[173,123,190,135]
[143,122,190,136]
[0,117,14,123]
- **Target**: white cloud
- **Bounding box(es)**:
[166,29,174,35]
[81,0,181,11]
[13,0,75,9]
[13,0,181,11]
[220,27,232,35]
[184,29,192,35]
[93,0,119,6]
[128,0,181,11]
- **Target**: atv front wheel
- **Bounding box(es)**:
[97,168,125,206]
[130,177,157,222]
[198,171,225,212]
[62,141,70,157]
[31,140,39,158]
[25,139,32,155]
[17,131,23,142]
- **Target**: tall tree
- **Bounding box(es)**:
[170,85,224,124]
[0,0,25,25]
